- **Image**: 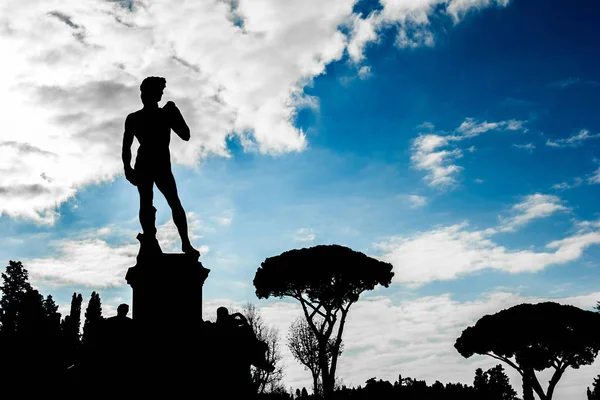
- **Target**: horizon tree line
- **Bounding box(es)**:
[3,245,600,400]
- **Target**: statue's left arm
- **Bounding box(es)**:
[164,101,190,141]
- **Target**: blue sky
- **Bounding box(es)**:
[2,0,600,396]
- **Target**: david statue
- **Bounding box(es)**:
[122,76,200,259]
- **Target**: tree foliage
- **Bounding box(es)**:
[83,291,103,347]
[65,292,83,338]
[254,244,394,399]
[473,365,518,400]
[455,302,600,400]
[0,260,33,335]
[0,261,65,395]
[61,292,83,367]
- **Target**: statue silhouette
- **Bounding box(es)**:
[204,307,275,397]
[215,307,275,372]
[122,76,200,259]
[103,303,134,353]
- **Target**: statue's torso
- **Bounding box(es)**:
[130,108,172,169]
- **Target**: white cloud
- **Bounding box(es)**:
[456,118,501,137]
[347,0,510,63]
[553,167,600,188]
[446,0,511,23]
[395,25,435,49]
[408,194,428,208]
[497,193,569,232]
[410,143,463,189]
[575,220,600,230]
[505,119,527,131]
[474,178,484,184]
[552,177,583,190]
[375,211,599,286]
[512,142,535,151]
[412,133,451,152]
[212,209,235,226]
[546,129,600,148]
[411,118,526,189]
[457,117,527,138]
[26,238,138,288]
[346,12,379,64]
[294,228,316,243]
[417,121,435,130]
[357,65,372,80]
[588,167,600,185]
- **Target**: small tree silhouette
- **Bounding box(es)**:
[301,387,309,398]
[473,368,487,393]
[588,374,600,400]
[254,244,394,399]
[0,261,63,394]
[83,291,103,347]
[43,295,61,329]
[473,364,518,400]
[61,292,83,367]
[288,316,341,396]
[455,302,600,400]
[0,260,33,336]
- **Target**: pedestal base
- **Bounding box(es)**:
[126,253,208,319]
[125,253,210,394]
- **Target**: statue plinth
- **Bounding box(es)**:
[126,252,209,324]
[125,251,210,394]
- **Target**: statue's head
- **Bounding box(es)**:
[117,303,129,317]
[216,306,229,321]
[140,76,166,106]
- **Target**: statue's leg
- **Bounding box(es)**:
[155,169,200,258]
[137,178,157,238]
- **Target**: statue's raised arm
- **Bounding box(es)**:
[163,101,190,141]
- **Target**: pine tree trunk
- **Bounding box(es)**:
[523,372,535,400]
[312,372,319,397]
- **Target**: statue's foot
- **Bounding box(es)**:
[182,243,201,259]
[137,233,163,259]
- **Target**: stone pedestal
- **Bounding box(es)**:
[125,253,209,324]
[125,253,210,395]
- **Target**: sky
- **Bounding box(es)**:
[1,0,600,397]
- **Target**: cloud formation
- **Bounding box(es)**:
[546,129,600,148]
[294,228,316,243]
[411,118,527,189]
[374,194,597,286]
[347,0,510,63]
[512,142,535,151]
[408,194,428,208]
[497,193,569,232]
[552,177,583,190]
[1,0,513,223]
